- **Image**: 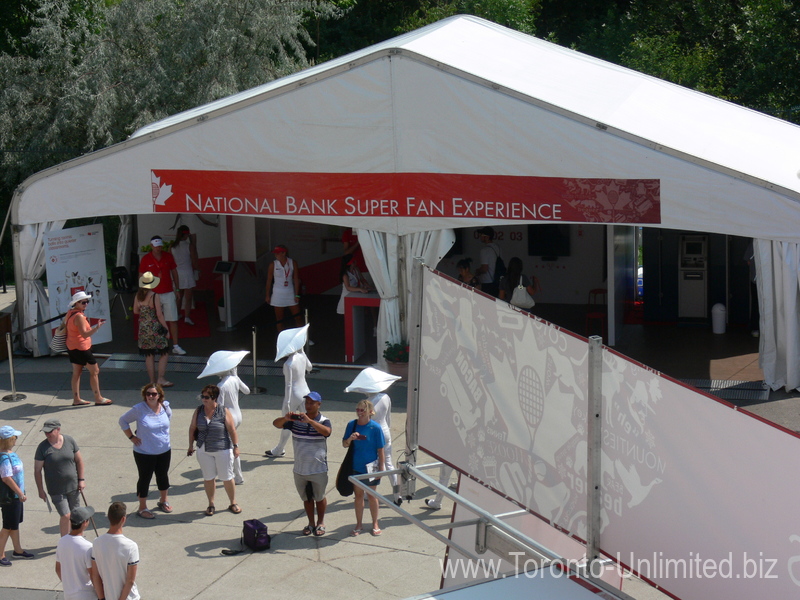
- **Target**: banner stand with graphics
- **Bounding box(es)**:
[44,224,112,345]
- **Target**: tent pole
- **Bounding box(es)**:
[11,227,23,346]
[398,235,407,340]
[585,336,603,565]
[401,257,425,501]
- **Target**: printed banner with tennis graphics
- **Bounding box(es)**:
[44,224,112,345]
[151,170,660,224]
[417,267,800,599]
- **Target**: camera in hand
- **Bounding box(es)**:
[289,413,304,421]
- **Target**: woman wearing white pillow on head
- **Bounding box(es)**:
[266,325,312,458]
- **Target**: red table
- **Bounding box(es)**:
[344,293,380,362]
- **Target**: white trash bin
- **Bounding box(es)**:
[711,303,726,334]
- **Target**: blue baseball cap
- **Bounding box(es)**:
[0,425,22,439]
[304,391,322,403]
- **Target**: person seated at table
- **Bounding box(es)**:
[337,256,371,315]
[456,258,481,290]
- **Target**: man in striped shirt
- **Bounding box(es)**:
[272,391,332,536]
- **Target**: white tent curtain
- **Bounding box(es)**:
[357,228,455,369]
[357,229,401,370]
[756,239,800,391]
[402,229,456,338]
[17,221,66,356]
[116,215,133,268]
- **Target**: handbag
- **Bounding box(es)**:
[0,481,13,506]
[192,406,202,441]
[336,443,355,497]
[50,317,69,354]
[222,519,271,555]
[0,455,14,506]
[242,519,271,551]
[510,284,535,309]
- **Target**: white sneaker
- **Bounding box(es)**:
[424,499,441,510]
[185,317,195,326]
[172,345,187,355]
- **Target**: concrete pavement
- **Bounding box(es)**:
[0,356,452,600]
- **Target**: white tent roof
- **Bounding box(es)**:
[13,15,800,240]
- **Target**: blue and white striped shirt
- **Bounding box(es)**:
[284,413,331,476]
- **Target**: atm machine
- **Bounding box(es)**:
[678,235,707,318]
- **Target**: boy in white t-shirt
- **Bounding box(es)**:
[55,505,96,600]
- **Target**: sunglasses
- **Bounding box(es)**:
[145,392,159,397]
[79,300,89,305]
[201,395,213,400]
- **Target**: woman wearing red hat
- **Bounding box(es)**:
[265,245,303,332]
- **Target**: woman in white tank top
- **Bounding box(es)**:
[265,244,303,332]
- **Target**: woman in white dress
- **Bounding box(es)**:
[172,225,200,325]
[266,325,311,458]
[265,244,302,332]
[345,367,403,505]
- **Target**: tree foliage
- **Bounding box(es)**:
[0,0,342,190]
[539,0,800,123]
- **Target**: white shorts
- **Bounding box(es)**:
[196,446,234,481]
[157,292,179,322]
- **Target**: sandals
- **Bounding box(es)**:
[137,509,155,519]
[95,399,113,405]
[371,528,382,536]
[228,504,242,514]
[350,528,362,537]
[302,525,314,536]
[72,400,91,406]
[314,524,326,536]
[159,381,174,388]
[156,501,173,513]
[205,505,215,516]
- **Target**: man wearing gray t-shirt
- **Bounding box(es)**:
[34,419,86,537]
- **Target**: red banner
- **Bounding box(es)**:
[151,170,660,223]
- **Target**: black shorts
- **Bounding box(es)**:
[1,498,23,530]
[68,348,97,366]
